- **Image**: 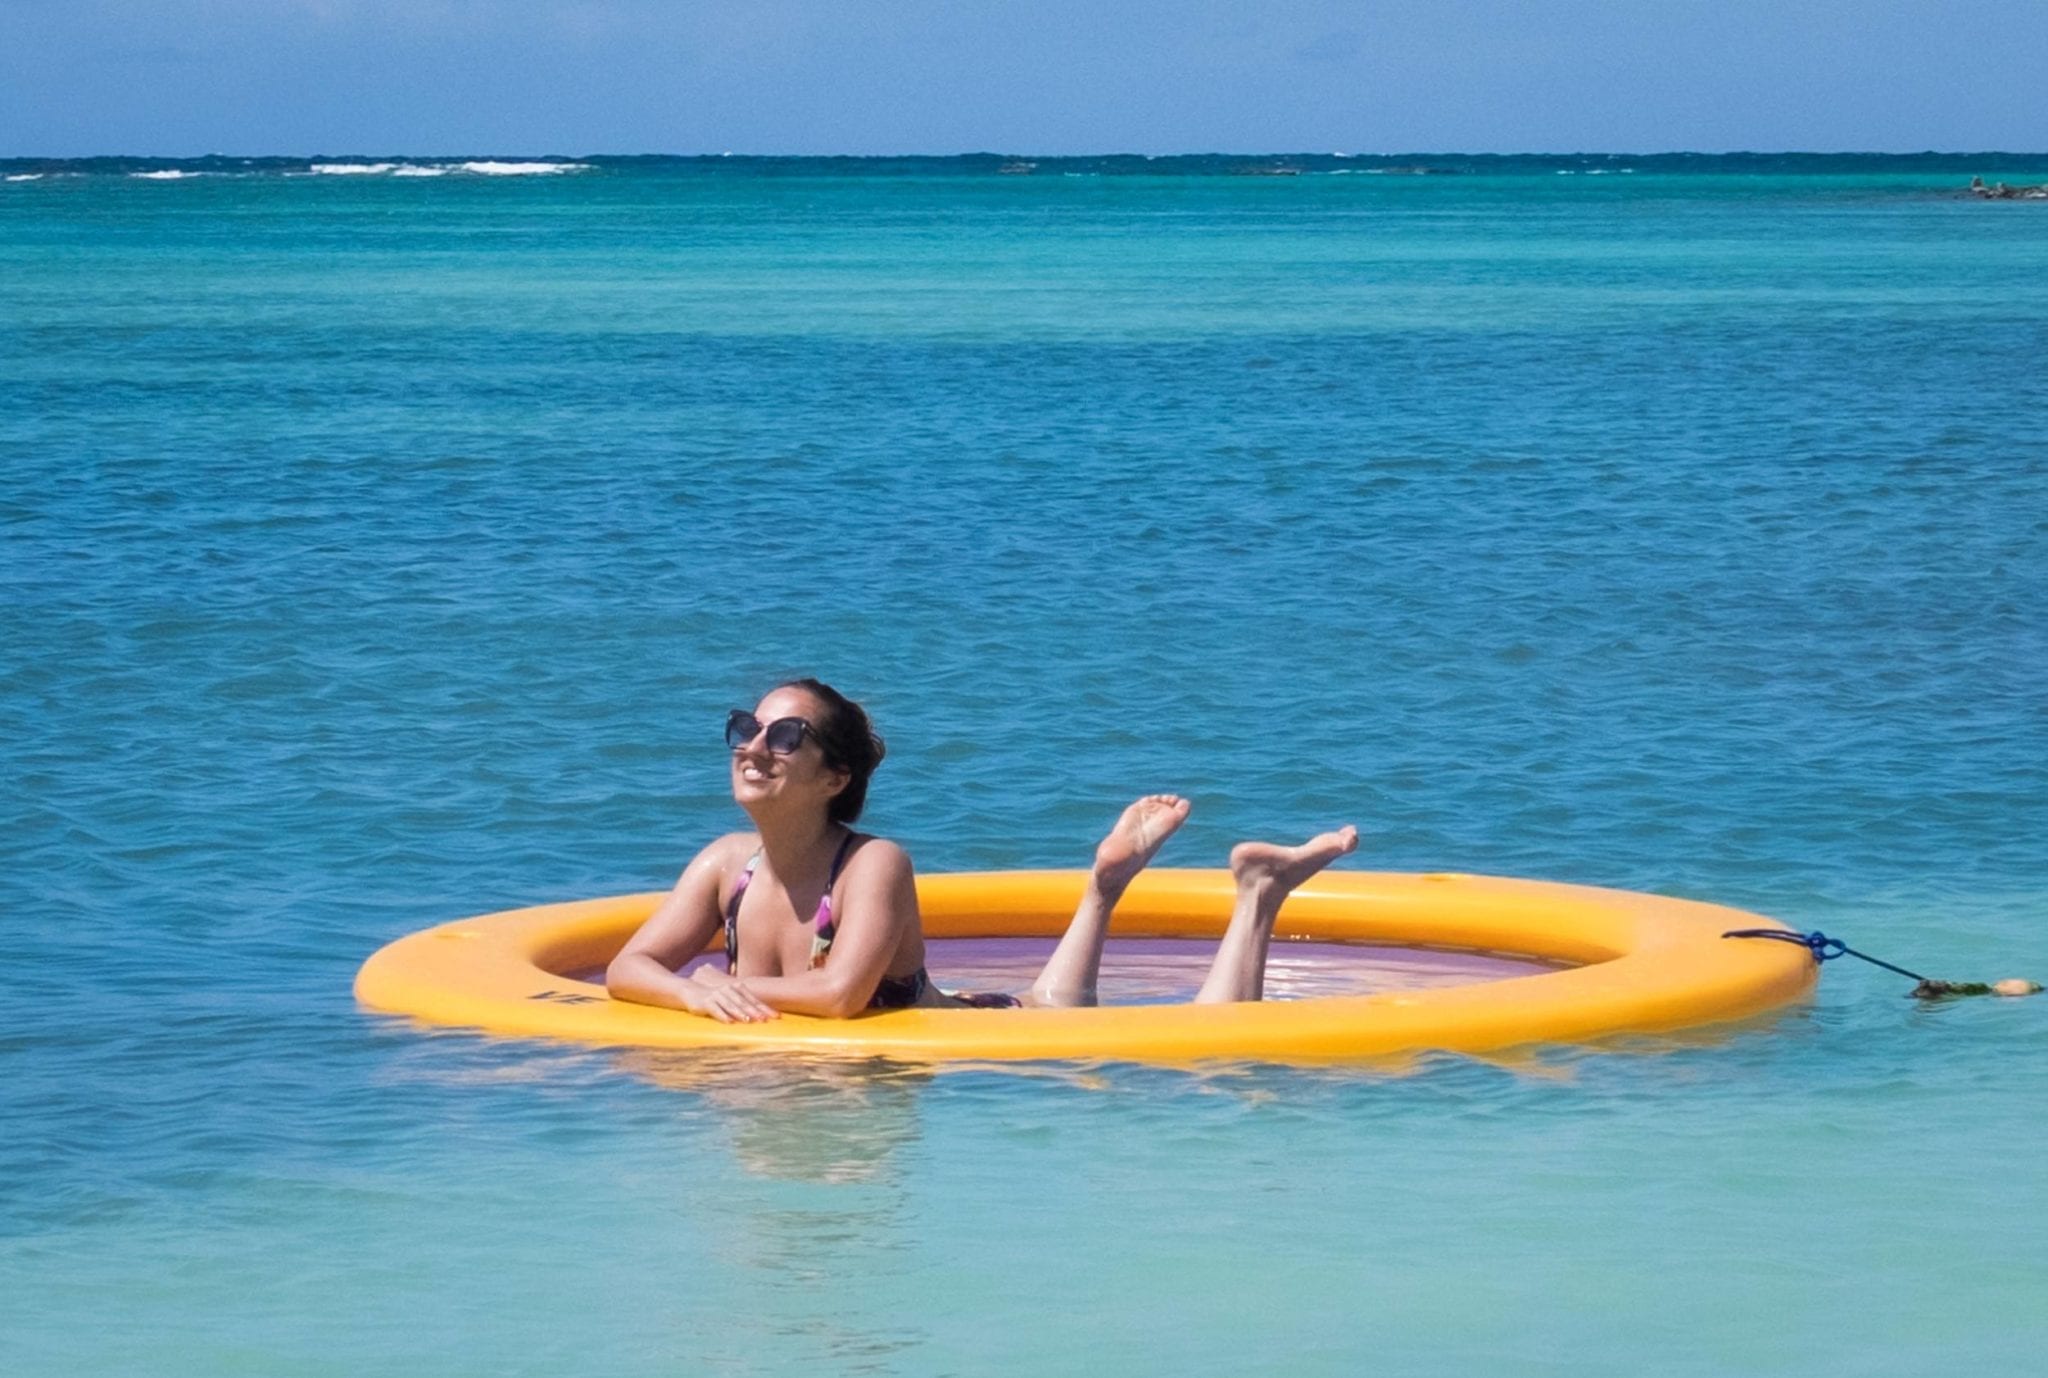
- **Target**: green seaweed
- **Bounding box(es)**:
[1911,979,2043,1000]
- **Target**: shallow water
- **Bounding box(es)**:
[4,156,2047,1375]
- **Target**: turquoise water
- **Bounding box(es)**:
[5,156,2047,1375]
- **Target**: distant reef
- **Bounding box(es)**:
[1969,176,2048,200]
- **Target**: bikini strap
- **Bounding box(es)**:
[809,831,861,964]
[826,830,859,888]
[723,849,760,975]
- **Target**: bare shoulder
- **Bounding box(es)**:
[710,829,763,862]
[678,830,761,884]
[844,834,913,879]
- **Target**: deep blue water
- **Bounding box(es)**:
[4,156,2046,1375]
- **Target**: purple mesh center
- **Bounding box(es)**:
[641,937,1557,1007]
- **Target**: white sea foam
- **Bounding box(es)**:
[131,169,207,179]
[456,161,588,176]
[5,173,44,182]
[311,162,397,175]
[391,165,450,177]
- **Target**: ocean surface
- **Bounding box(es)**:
[4,154,2046,1375]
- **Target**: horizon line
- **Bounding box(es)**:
[7,148,2048,162]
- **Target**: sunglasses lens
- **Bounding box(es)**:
[726,712,809,755]
[763,719,808,754]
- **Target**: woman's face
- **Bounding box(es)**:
[729,685,848,822]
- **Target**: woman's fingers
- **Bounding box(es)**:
[734,982,780,1020]
[706,981,779,1022]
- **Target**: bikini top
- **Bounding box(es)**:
[723,831,858,976]
[722,833,1014,1012]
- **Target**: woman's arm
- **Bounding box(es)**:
[725,839,920,1019]
[606,835,777,1021]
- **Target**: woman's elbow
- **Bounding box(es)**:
[820,980,872,1019]
[605,954,652,1003]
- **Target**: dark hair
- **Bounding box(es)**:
[780,677,886,824]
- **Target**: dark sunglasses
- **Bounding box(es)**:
[725,709,818,755]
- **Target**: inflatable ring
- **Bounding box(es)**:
[356,869,1816,1064]
[357,869,1817,1064]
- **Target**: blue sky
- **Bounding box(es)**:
[4,1,2044,156]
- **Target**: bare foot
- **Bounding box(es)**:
[1228,826,1359,897]
[1092,794,1192,891]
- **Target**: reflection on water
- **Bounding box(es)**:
[619,1051,933,1186]
[611,1051,941,1372]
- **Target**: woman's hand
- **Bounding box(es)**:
[691,977,780,1023]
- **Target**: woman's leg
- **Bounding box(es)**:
[1027,794,1191,1006]
[1193,827,1358,1004]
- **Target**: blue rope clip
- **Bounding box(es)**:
[1721,927,1927,983]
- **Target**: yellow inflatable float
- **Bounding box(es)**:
[356,869,1817,1064]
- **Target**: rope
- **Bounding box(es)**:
[1721,928,1930,983]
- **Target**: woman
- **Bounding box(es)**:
[606,678,1357,1022]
